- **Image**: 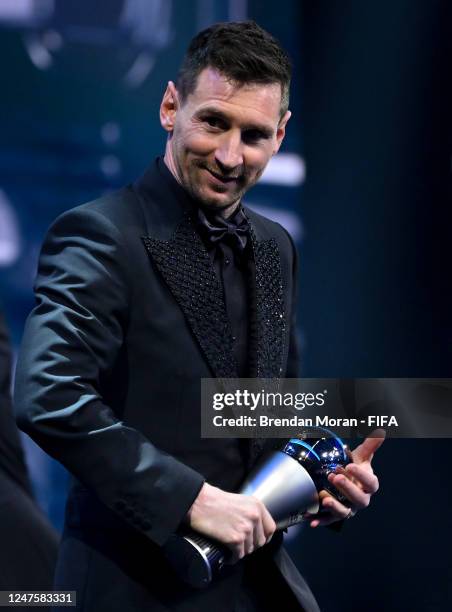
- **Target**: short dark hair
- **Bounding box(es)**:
[177,21,291,118]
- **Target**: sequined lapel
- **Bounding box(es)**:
[247,223,286,379]
[245,219,287,464]
[142,213,238,378]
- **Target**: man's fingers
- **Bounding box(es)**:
[344,463,379,494]
[225,501,275,563]
[307,490,357,527]
[321,495,354,517]
[245,528,255,556]
[352,431,386,463]
[328,473,370,509]
[261,504,276,542]
[335,464,379,494]
[253,516,266,550]
[309,496,350,527]
[309,514,341,528]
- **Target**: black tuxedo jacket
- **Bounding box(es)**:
[14,159,320,612]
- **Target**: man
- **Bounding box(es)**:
[14,21,382,611]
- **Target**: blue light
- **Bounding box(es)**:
[288,438,321,461]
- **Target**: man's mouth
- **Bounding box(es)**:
[204,167,241,184]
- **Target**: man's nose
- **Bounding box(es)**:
[214,132,243,172]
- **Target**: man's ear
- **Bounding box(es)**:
[160,81,179,132]
[274,110,291,154]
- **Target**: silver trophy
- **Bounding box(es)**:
[164,427,351,588]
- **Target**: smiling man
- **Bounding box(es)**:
[14,21,381,612]
[161,67,289,213]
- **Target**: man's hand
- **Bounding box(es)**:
[186,482,276,563]
[307,432,385,528]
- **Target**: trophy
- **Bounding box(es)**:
[164,427,350,588]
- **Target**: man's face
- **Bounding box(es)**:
[161,67,290,213]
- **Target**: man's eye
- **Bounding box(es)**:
[204,117,223,129]
[242,130,266,144]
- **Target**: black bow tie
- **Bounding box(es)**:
[196,206,250,253]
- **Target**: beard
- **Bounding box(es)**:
[183,159,259,211]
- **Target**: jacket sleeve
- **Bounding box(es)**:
[14,206,204,546]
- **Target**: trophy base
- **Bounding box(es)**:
[164,533,226,589]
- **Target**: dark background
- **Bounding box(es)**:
[291,3,452,611]
[0,1,451,610]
